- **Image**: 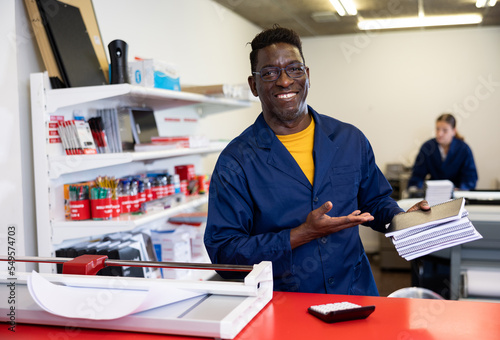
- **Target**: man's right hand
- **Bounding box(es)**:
[290,201,374,249]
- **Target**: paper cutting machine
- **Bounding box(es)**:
[0,255,273,339]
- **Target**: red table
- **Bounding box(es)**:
[2,291,500,340]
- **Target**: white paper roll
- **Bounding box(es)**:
[464,268,500,298]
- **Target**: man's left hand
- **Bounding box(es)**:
[406,200,431,212]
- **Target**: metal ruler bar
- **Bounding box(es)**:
[0,255,253,272]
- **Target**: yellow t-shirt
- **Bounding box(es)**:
[277,118,315,185]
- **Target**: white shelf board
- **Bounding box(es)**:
[44,79,251,113]
[48,142,228,179]
[48,152,133,179]
[130,142,228,161]
[51,195,208,244]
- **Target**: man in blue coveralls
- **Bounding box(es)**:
[204,25,429,296]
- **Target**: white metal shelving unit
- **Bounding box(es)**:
[30,72,250,273]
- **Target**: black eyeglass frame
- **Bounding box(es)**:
[252,63,307,82]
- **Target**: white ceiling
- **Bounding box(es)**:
[213,0,500,36]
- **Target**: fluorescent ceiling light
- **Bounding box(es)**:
[330,0,357,16]
[341,0,357,16]
[476,0,496,7]
[358,14,482,30]
[330,0,346,16]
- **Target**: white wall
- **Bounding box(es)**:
[302,27,500,189]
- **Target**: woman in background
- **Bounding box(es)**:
[408,113,478,191]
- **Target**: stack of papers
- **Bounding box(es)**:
[424,180,454,206]
[385,198,482,261]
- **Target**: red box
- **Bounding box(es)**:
[175,164,195,182]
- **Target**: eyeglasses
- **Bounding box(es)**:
[252,63,307,82]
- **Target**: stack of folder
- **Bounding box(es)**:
[424,180,454,206]
[385,198,482,261]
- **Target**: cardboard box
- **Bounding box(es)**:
[181,84,224,95]
[151,229,192,279]
[182,83,253,100]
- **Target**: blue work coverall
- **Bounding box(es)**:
[204,106,403,295]
[408,138,478,190]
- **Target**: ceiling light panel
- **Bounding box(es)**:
[358,14,483,30]
[330,0,357,16]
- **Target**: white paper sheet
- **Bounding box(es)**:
[28,270,205,320]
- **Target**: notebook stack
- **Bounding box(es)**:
[424,180,454,206]
[385,198,482,261]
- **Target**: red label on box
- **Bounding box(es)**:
[91,198,113,220]
[130,194,140,212]
[70,200,91,220]
[111,199,120,217]
[145,188,153,201]
[151,186,160,200]
[49,137,62,144]
[83,148,97,155]
[180,180,188,195]
[120,196,132,213]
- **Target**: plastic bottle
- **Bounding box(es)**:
[173,174,181,194]
[119,179,131,213]
[130,179,139,213]
[167,174,174,196]
[143,177,153,202]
